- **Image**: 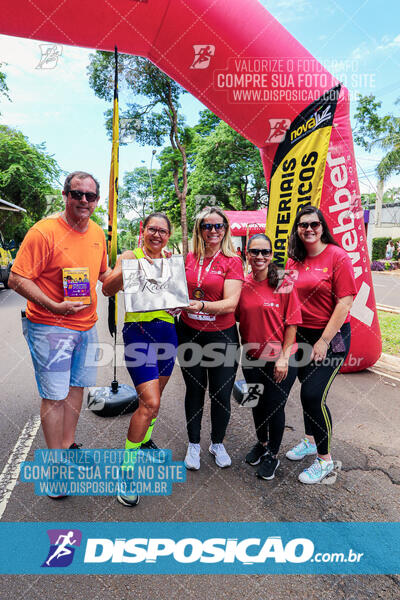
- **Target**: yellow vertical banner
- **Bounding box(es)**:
[108,47,119,337]
[108,46,119,268]
[266,85,340,267]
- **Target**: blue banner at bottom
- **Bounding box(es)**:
[0,522,398,574]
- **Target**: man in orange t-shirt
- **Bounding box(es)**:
[9,172,111,494]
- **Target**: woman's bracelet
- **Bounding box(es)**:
[199,301,205,312]
[321,336,330,347]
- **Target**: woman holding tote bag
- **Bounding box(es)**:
[177,207,244,471]
[102,211,177,507]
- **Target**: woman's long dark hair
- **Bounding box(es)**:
[287,205,339,262]
[247,234,279,288]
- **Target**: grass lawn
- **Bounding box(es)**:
[377,310,400,356]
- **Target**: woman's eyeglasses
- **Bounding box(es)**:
[298,221,321,230]
[69,190,98,202]
[200,223,226,231]
[147,226,169,237]
[248,248,272,257]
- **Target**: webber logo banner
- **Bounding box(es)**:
[266,85,341,267]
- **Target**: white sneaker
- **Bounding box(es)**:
[184,443,201,470]
[209,443,231,468]
[298,457,334,484]
[286,437,317,461]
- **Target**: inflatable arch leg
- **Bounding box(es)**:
[1,0,381,371]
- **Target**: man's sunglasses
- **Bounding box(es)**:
[200,223,226,231]
[298,221,321,230]
[69,189,98,202]
[248,248,272,257]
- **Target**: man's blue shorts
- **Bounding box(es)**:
[22,317,98,400]
[122,319,178,387]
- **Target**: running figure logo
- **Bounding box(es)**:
[190,45,215,69]
[241,383,264,408]
[42,529,82,567]
[47,334,77,370]
[265,118,291,144]
[36,44,63,69]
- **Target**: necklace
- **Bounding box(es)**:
[193,250,221,300]
[142,246,164,260]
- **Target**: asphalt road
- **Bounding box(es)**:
[0,288,399,599]
[372,272,400,307]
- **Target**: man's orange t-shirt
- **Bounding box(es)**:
[12,214,108,331]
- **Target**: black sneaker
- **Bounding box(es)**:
[66,442,95,467]
[140,439,158,451]
[140,439,164,464]
[256,453,280,480]
[245,442,269,466]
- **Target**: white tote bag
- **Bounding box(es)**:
[122,256,189,312]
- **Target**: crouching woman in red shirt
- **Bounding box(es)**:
[285,205,357,484]
[236,234,302,481]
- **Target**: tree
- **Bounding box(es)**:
[91,205,107,228]
[0,125,62,243]
[119,166,157,220]
[189,120,268,213]
[385,186,400,204]
[0,63,10,115]
[117,216,140,252]
[87,52,191,255]
[354,94,400,226]
[195,109,221,137]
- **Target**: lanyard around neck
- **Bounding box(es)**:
[197,250,221,288]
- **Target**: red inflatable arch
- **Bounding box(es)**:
[1,0,381,371]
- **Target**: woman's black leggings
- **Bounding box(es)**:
[296,322,351,456]
[176,319,239,444]
[242,358,297,456]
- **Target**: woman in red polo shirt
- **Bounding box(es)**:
[236,234,302,480]
[285,205,357,484]
[177,207,244,471]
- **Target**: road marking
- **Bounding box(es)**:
[0,415,41,520]
[367,368,400,383]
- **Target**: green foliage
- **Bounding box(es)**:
[188,121,268,214]
[119,167,156,220]
[377,311,400,356]
[384,187,400,203]
[361,192,376,207]
[87,52,187,147]
[88,50,191,254]
[152,145,194,223]
[117,216,141,252]
[0,63,10,114]
[168,225,183,254]
[0,125,62,243]
[362,188,400,207]
[372,237,391,260]
[194,109,221,137]
[91,205,107,228]
[354,95,400,182]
